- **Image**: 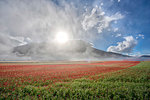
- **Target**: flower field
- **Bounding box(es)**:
[0,61,150,99]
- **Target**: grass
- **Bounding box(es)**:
[0,61,150,100]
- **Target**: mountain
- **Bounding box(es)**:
[140,55,150,57]
[13,40,129,60]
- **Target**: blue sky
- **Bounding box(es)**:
[90,0,150,55]
[79,0,150,55]
[0,0,150,58]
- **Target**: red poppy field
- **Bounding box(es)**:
[0,61,150,99]
[0,61,139,80]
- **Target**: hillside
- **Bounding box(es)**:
[12,40,129,60]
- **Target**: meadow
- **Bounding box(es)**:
[0,61,149,99]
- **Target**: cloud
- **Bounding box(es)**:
[0,0,125,60]
[107,36,137,53]
[115,33,121,37]
[118,0,121,3]
[100,3,104,6]
[0,0,84,60]
[10,36,32,46]
[97,12,124,33]
[82,6,124,33]
[114,28,119,32]
[136,34,144,39]
[81,6,105,32]
[0,0,84,41]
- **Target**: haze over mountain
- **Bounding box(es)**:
[13,40,129,61]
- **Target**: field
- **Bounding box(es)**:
[0,61,150,99]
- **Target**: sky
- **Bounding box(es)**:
[0,0,150,60]
[91,0,150,56]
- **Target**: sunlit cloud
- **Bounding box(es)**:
[107,36,137,53]
[82,5,124,33]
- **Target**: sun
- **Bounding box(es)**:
[55,32,69,44]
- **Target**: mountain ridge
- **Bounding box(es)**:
[13,40,129,60]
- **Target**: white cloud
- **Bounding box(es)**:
[0,0,85,60]
[10,36,32,46]
[97,12,124,33]
[107,36,137,53]
[0,0,84,42]
[114,28,119,32]
[82,6,124,33]
[118,0,121,3]
[136,34,144,39]
[115,33,121,37]
[82,6,100,31]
